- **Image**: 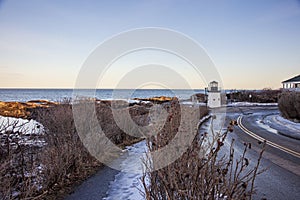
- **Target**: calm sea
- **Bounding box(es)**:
[0,89,205,102]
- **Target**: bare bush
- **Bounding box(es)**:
[35,104,100,198]
[142,100,265,200]
[95,101,145,146]
[278,91,300,122]
[0,118,43,199]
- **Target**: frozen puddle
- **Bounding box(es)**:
[104,141,148,200]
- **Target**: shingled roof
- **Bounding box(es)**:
[282,75,300,83]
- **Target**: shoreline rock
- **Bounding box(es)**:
[0,100,58,118]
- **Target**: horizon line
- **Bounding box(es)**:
[0,87,281,91]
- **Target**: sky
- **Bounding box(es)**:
[0,0,299,89]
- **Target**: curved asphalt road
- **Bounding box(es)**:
[224,106,300,200]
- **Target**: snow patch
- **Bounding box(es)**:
[127,99,151,104]
[274,115,300,131]
[0,116,44,135]
[228,102,278,107]
[104,141,147,200]
[256,119,278,134]
[181,101,206,106]
[262,114,300,140]
[0,116,45,147]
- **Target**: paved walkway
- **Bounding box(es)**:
[65,166,118,200]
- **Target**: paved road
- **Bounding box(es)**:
[224,106,300,200]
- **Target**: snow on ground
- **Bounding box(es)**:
[104,141,147,200]
[273,115,300,131]
[94,99,152,105]
[256,119,279,134]
[180,101,207,106]
[127,100,151,104]
[0,115,45,146]
[263,114,300,140]
[0,116,43,135]
[227,102,278,107]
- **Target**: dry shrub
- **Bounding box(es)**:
[0,120,43,199]
[278,91,300,122]
[142,100,265,200]
[32,104,100,198]
[95,101,145,145]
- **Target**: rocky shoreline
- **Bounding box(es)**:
[0,96,181,119]
[0,100,58,118]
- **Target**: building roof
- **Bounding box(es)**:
[282,75,300,83]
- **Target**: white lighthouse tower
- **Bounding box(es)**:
[207,81,221,108]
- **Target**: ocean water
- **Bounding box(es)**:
[0,89,204,102]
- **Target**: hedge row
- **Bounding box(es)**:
[278,91,300,122]
[228,89,282,103]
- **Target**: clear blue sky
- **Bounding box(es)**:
[0,0,299,89]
